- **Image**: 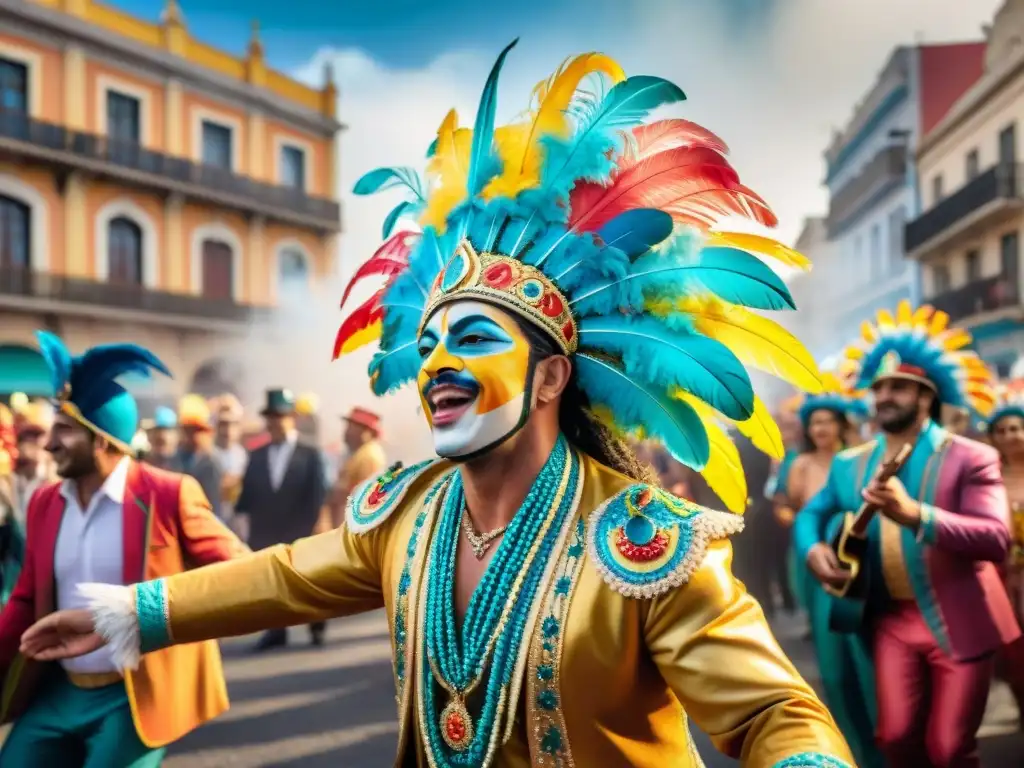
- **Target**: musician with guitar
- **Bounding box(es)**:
[795,302,1019,768]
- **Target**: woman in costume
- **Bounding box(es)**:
[787,378,882,767]
[986,380,1024,722]
[21,42,854,767]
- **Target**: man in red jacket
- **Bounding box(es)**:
[0,332,248,767]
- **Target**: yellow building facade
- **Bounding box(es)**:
[907,0,1024,375]
[0,0,342,403]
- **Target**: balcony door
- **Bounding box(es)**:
[1001,231,1020,303]
[201,239,234,301]
[107,217,144,286]
[0,57,27,114]
[0,194,30,270]
[1000,124,1017,194]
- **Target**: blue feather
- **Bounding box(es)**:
[466,39,518,196]
[382,201,420,239]
[578,315,753,420]
[34,331,71,395]
[576,353,709,469]
[70,344,171,409]
[693,247,795,310]
[426,137,438,158]
[856,333,962,409]
[369,340,422,396]
[595,209,673,258]
[539,76,686,202]
[353,166,426,202]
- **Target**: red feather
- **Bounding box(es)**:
[623,119,728,161]
[333,291,384,359]
[339,231,418,310]
[568,146,747,231]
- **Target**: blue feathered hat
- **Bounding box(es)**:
[843,300,996,416]
[986,380,1024,431]
[797,369,869,427]
[35,331,171,454]
[333,41,827,511]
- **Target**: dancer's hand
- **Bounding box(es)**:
[20,609,104,661]
[806,543,848,588]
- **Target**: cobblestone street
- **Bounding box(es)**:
[164,611,1024,767]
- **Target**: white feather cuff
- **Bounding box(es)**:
[77,583,141,671]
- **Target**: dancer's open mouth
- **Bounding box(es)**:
[427,383,479,427]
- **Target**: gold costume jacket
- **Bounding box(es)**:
[138,454,854,768]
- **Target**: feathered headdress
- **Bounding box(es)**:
[178,394,213,430]
[335,41,825,511]
[34,331,171,454]
[842,300,996,416]
[987,378,1024,430]
[797,371,869,427]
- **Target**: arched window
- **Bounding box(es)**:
[201,239,234,300]
[0,194,30,270]
[277,246,309,305]
[107,216,143,285]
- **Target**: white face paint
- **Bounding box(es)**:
[416,301,533,460]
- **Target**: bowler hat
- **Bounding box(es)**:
[260,388,296,416]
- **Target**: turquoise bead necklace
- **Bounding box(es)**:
[421,436,579,766]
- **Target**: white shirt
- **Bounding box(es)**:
[267,432,298,492]
[54,457,129,674]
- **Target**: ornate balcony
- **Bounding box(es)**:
[927,273,1021,325]
[905,163,1024,257]
[827,144,906,236]
[0,267,273,329]
[0,110,341,234]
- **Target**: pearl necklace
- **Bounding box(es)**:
[421,437,578,767]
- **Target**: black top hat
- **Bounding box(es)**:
[260,388,297,416]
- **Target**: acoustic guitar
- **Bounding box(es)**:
[826,442,913,634]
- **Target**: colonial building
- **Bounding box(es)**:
[815,41,985,359]
[908,0,1024,376]
[0,0,342,408]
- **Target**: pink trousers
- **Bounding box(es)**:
[873,601,994,768]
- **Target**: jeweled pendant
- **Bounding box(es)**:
[440,697,474,752]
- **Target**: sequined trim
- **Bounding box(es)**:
[526,517,586,766]
[771,753,851,768]
[587,485,744,599]
[917,503,938,544]
[346,459,441,535]
[135,578,171,653]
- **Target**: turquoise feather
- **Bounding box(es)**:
[382,201,420,239]
[353,166,426,202]
[594,209,673,258]
[369,340,421,396]
[466,39,518,196]
[578,315,753,420]
[34,331,72,395]
[539,76,686,202]
[576,353,709,469]
[856,332,962,409]
[692,247,795,310]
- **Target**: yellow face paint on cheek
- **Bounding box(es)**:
[461,311,531,415]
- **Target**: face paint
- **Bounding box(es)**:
[416,300,534,459]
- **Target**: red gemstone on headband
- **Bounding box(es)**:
[539,291,564,318]
[483,262,514,289]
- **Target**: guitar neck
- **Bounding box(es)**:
[847,443,914,537]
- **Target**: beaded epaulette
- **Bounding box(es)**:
[345,459,444,535]
[587,484,744,599]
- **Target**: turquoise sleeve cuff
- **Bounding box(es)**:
[135,578,172,653]
[917,503,938,545]
[772,753,851,768]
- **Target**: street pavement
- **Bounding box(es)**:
[165,610,1024,768]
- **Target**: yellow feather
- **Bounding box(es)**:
[845,346,865,360]
[942,328,972,351]
[420,109,472,231]
[676,392,748,513]
[734,395,785,459]
[860,320,877,344]
[929,309,949,336]
[896,300,913,325]
[676,296,823,394]
[704,231,811,270]
[877,308,896,328]
[483,53,625,200]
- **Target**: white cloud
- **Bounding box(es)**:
[284,1,1001,455]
